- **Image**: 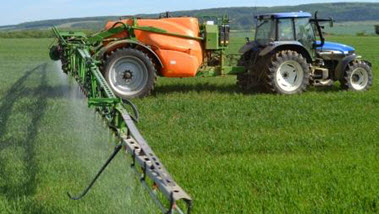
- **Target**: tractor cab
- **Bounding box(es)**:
[255,12,316,53]
[253,12,342,58]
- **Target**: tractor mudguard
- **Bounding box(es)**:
[363,60,372,68]
[95,39,164,68]
[258,41,313,62]
[239,41,258,54]
[334,54,357,80]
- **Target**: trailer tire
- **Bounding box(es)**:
[103,48,157,99]
[264,50,310,94]
[340,60,372,91]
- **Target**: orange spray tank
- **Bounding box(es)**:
[105,17,204,77]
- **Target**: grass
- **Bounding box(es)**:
[0,36,378,213]
[324,21,379,35]
[0,39,157,214]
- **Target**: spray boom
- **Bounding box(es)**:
[50,26,192,214]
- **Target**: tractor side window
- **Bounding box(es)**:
[255,19,275,46]
[278,19,294,41]
[295,18,315,48]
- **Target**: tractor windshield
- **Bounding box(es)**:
[255,19,275,46]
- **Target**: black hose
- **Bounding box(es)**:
[122,99,139,123]
[110,21,129,31]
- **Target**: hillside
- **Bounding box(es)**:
[1,2,379,32]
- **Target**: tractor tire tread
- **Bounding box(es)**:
[341,60,373,91]
[264,50,310,94]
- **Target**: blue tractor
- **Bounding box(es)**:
[238,12,373,94]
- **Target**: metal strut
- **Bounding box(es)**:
[67,143,123,200]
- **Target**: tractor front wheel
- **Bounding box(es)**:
[103,48,157,99]
[264,50,310,94]
[341,61,373,91]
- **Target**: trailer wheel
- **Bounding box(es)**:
[341,61,372,91]
[49,45,61,61]
[264,50,310,94]
[104,48,157,99]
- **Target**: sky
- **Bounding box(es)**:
[0,0,378,26]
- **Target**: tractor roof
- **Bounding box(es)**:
[256,12,312,19]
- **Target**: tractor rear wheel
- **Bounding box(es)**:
[236,72,264,92]
[340,61,372,91]
[103,48,157,99]
[236,53,266,92]
[264,50,310,94]
[237,73,250,91]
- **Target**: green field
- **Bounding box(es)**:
[324,21,379,35]
[0,36,378,213]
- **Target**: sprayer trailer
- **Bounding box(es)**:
[50,12,373,99]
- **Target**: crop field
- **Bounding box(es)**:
[0,36,378,213]
[324,21,378,35]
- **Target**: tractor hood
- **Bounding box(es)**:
[316,41,355,54]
